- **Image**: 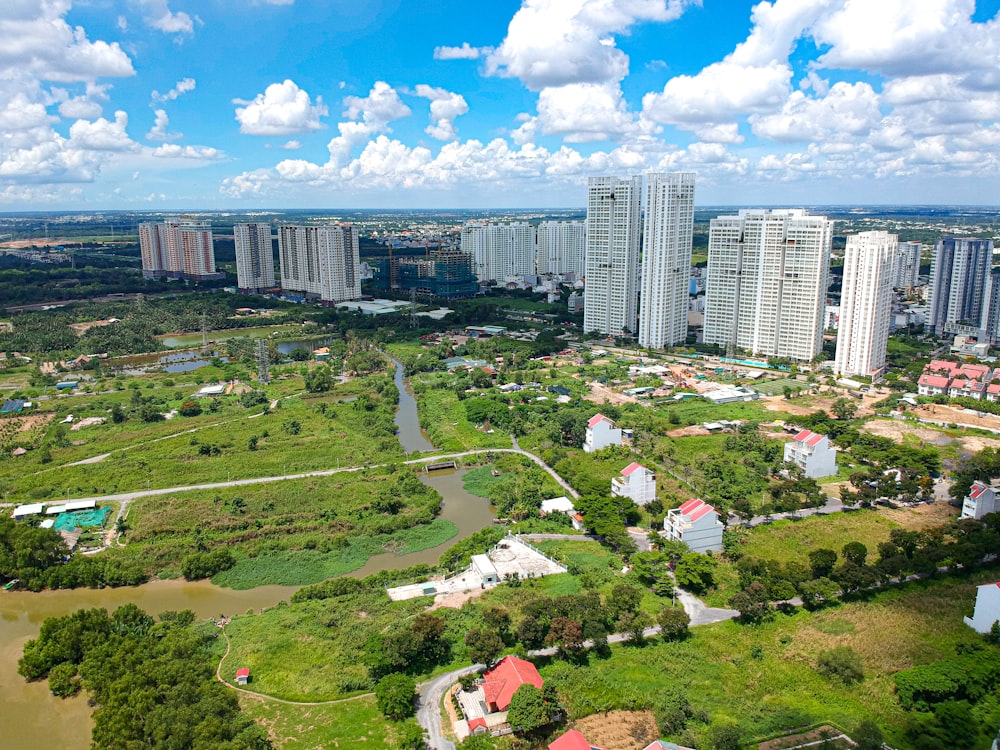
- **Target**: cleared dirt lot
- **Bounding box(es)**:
[584,381,640,406]
[862,415,1000,454]
[572,710,660,750]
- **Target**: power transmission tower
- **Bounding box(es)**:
[255,339,271,385]
[200,313,208,348]
[409,287,417,328]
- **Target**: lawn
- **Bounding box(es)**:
[753,378,810,396]
[238,693,417,749]
[739,510,903,566]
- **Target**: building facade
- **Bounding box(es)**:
[783,429,837,479]
[584,175,642,337]
[892,241,921,288]
[278,224,360,303]
[704,209,832,361]
[638,172,695,349]
[611,461,657,506]
[583,413,622,453]
[927,237,993,336]
[962,481,1000,521]
[234,223,276,294]
[835,231,896,377]
[536,220,587,277]
[664,498,723,553]
[139,219,222,281]
[461,221,535,283]
[964,582,1000,634]
[373,245,478,298]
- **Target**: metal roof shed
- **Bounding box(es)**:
[12,503,45,518]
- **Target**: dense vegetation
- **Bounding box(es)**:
[19,605,271,749]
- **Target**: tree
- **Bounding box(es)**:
[798,577,840,610]
[729,581,772,624]
[853,720,884,750]
[616,610,652,644]
[518,616,547,649]
[465,629,504,666]
[674,553,717,594]
[710,722,741,750]
[832,397,857,421]
[506,683,551,734]
[817,646,864,684]
[658,606,690,641]
[178,400,201,417]
[808,548,838,579]
[545,617,584,657]
[374,673,416,720]
[609,583,644,619]
[304,366,334,393]
[842,541,868,566]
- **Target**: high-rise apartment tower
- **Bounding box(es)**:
[638,172,695,349]
[234,223,276,294]
[835,231,896,377]
[278,224,360,303]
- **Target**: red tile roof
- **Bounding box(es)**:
[549,730,603,750]
[971,481,989,498]
[687,503,718,522]
[482,655,543,712]
[468,718,487,732]
[792,429,826,447]
[621,461,645,477]
[919,374,952,389]
[678,498,704,514]
[588,413,612,429]
[236,668,250,678]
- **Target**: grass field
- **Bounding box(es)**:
[540,573,991,749]
[753,378,810,396]
[157,323,302,348]
[414,383,511,452]
[238,693,416,749]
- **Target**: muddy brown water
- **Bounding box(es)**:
[0,368,493,748]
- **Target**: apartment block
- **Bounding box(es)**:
[928,237,993,336]
[234,223,276,294]
[704,209,833,361]
[139,219,222,281]
[835,231,896,377]
[278,224,360,303]
[461,221,534,283]
[536,220,587,277]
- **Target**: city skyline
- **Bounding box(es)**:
[1,1,999,211]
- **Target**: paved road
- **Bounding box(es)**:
[417,665,484,750]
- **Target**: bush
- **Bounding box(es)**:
[374,673,416,720]
[181,549,236,580]
[817,645,864,685]
[178,400,201,417]
[47,662,81,697]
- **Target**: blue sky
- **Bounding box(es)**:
[2,0,999,209]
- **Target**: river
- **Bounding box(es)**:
[0,366,492,749]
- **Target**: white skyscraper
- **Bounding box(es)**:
[584,176,642,337]
[461,221,534,283]
[892,241,921,288]
[536,220,587,277]
[835,231,896,377]
[234,223,276,293]
[139,219,219,280]
[638,172,696,349]
[278,224,360,303]
[704,209,833,361]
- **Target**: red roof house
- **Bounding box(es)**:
[482,655,543,712]
[549,730,605,750]
[236,668,250,685]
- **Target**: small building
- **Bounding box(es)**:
[56,381,78,390]
[540,497,584,530]
[664,498,723,553]
[198,384,227,397]
[703,386,758,404]
[583,413,622,453]
[783,429,837,479]
[471,554,500,587]
[611,462,657,506]
[549,730,605,750]
[482,655,543,713]
[236,668,250,686]
[962,481,1000,521]
[965,582,1000,634]
[0,399,26,414]
[11,503,45,519]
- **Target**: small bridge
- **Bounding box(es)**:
[425,460,457,472]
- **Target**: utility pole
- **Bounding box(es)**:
[255,339,271,384]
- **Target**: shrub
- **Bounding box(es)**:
[817,645,864,684]
[181,549,236,580]
[374,673,416,720]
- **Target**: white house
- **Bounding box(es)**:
[611,462,657,506]
[783,429,838,479]
[962,481,1000,520]
[583,413,622,453]
[471,554,500,587]
[540,496,585,531]
[965,582,1000,634]
[664,498,723,553]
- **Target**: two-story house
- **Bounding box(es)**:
[783,429,837,479]
[611,462,657,506]
[962,480,1000,520]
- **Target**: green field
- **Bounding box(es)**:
[157,322,300,348]
[753,378,810,396]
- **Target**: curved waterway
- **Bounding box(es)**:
[0,367,492,749]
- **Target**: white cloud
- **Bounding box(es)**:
[692,123,743,144]
[326,81,411,165]
[59,96,104,119]
[146,108,181,141]
[282,140,302,150]
[434,42,488,60]
[151,143,221,160]
[536,82,640,142]
[151,77,196,103]
[413,84,469,141]
[140,0,197,35]
[68,111,136,152]
[486,0,699,91]
[234,80,327,136]
[750,81,881,142]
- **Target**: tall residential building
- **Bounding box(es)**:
[928,237,994,336]
[892,241,921,288]
[460,221,534,283]
[278,224,360,303]
[536,220,587,277]
[584,175,642,337]
[234,223,276,294]
[834,231,896,377]
[979,270,1000,344]
[138,219,221,281]
[638,172,696,349]
[704,209,833,361]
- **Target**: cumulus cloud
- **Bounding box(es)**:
[282,140,302,150]
[750,81,882,142]
[413,84,468,141]
[536,82,641,142]
[140,0,197,35]
[486,0,699,90]
[151,77,196,103]
[326,81,411,165]
[234,80,327,136]
[146,108,181,141]
[68,111,136,152]
[434,42,488,60]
